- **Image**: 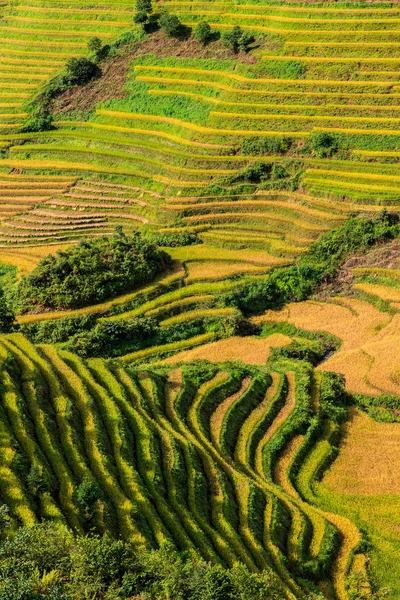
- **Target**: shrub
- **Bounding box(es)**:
[65,57,98,86]
[134,10,149,25]
[136,0,152,12]
[18,232,171,311]
[241,136,293,155]
[223,161,272,185]
[238,32,254,52]
[310,131,339,158]
[0,285,15,333]
[67,317,159,357]
[194,21,212,45]
[221,26,243,53]
[74,479,101,520]
[150,232,202,247]
[20,107,54,133]
[87,37,102,54]
[158,11,182,37]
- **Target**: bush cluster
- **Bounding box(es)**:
[223,212,400,315]
[150,231,202,247]
[0,522,285,600]
[18,232,171,311]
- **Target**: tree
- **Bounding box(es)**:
[74,479,101,520]
[310,131,339,158]
[238,31,254,52]
[159,11,182,37]
[221,25,243,53]
[18,232,170,311]
[21,106,54,134]
[65,57,97,85]
[87,36,102,54]
[136,0,152,12]
[0,285,14,333]
[134,10,148,25]
[194,21,212,45]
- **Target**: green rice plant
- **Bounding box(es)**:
[87,360,195,550]
[38,345,143,543]
[0,335,81,530]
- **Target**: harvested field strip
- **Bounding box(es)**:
[0,159,209,188]
[56,121,230,149]
[9,144,238,176]
[146,295,215,318]
[134,65,399,88]
[183,213,329,232]
[211,110,400,125]
[132,77,400,99]
[304,177,400,195]
[121,333,216,364]
[185,261,271,282]
[162,2,400,14]
[95,110,308,138]
[160,307,237,327]
[149,90,400,113]
[167,201,344,221]
[353,283,400,303]
[307,168,400,184]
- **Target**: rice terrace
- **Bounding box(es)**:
[1,0,400,598]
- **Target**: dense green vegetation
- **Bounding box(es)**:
[18,232,170,311]
[0,522,285,600]
[0,1,399,598]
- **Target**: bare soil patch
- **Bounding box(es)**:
[51,31,256,116]
[315,238,400,300]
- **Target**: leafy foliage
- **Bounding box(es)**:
[241,136,293,155]
[18,232,171,311]
[0,285,15,333]
[150,231,202,247]
[158,12,183,37]
[224,213,400,315]
[194,21,212,45]
[0,523,285,600]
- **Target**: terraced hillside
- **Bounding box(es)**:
[0,332,368,598]
[0,1,400,599]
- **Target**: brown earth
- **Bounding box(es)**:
[315,238,400,300]
[51,30,257,116]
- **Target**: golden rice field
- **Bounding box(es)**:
[0,1,399,598]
